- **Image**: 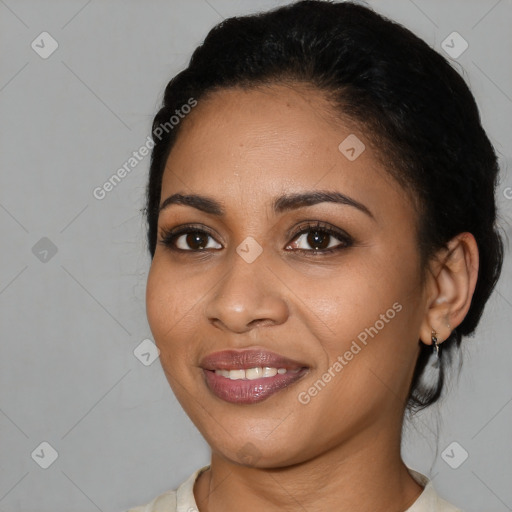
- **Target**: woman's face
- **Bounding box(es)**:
[146,84,427,467]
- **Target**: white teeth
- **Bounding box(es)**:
[228,369,245,380]
[262,367,278,377]
[213,367,296,380]
[245,367,263,380]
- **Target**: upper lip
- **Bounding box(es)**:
[200,348,309,371]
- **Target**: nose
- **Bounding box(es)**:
[205,251,289,334]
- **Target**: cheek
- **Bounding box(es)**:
[305,242,421,367]
[146,259,196,355]
[300,266,394,350]
[146,261,170,340]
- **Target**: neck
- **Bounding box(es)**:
[193,422,424,512]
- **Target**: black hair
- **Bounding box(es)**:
[143,0,504,413]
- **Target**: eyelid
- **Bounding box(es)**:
[286,220,351,243]
[158,223,217,241]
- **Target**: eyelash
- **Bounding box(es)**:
[158,221,353,256]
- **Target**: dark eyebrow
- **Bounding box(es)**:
[159,190,374,220]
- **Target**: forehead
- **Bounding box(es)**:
[160,84,412,222]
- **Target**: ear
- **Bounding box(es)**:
[419,232,479,346]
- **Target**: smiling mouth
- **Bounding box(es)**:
[200,348,310,404]
[202,366,309,404]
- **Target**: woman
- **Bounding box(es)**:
[128,1,504,510]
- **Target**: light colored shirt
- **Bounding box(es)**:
[126,465,463,512]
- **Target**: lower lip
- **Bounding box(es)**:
[203,368,308,404]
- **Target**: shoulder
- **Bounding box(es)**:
[126,490,177,512]
[431,492,464,512]
[126,465,210,512]
[406,466,464,512]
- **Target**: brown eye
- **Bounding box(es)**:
[158,222,352,255]
[306,230,331,250]
[159,227,222,251]
[180,232,210,250]
[286,222,353,254]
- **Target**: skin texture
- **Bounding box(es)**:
[146,83,479,512]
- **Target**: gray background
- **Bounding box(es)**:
[0,0,511,511]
